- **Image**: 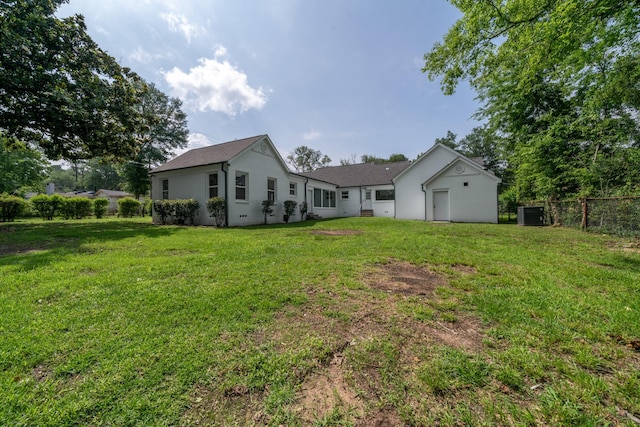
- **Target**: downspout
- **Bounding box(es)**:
[304,177,309,218]
[221,162,229,227]
[392,181,397,219]
[421,184,427,222]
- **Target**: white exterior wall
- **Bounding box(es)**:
[150,140,308,226]
[395,146,457,220]
[227,143,306,226]
[337,187,361,217]
[369,185,396,218]
[151,163,225,225]
[424,164,499,223]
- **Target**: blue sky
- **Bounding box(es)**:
[58,0,481,164]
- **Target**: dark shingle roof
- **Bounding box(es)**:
[151,135,266,173]
[300,161,412,187]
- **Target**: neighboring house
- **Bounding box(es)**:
[149,134,501,226]
[94,189,134,214]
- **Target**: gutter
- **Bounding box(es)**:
[421,183,427,222]
[221,162,229,227]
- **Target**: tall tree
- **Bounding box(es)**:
[361,153,408,164]
[434,130,458,150]
[423,1,640,200]
[0,136,48,194]
[119,83,189,198]
[286,146,331,172]
[457,126,505,174]
[0,0,144,161]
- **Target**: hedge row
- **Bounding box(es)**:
[153,199,200,225]
[0,193,27,222]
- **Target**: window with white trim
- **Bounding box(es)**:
[289,182,297,196]
[162,179,169,199]
[267,178,276,202]
[208,173,218,198]
[235,172,248,200]
[313,188,336,208]
[341,190,349,200]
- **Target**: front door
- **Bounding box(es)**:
[433,190,450,221]
[363,190,372,210]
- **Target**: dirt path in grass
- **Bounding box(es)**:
[183,258,487,426]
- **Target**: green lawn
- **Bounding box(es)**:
[1,217,639,426]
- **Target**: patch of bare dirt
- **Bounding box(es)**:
[184,260,486,425]
[355,409,403,427]
[363,260,446,296]
[309,229,363,236]
[294,350,365,423]
[32,364,53,382]
[182,384,267,426]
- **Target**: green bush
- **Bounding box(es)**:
[206,197,226,227]
[61,197,93,219]
[174,199,200,225]
[30,194,65,220]
[153,200,174,224]
[283,200,297,223]
[118,197,141,218]
[0,193,26,222]
[93,198,109,219]
[299,201,308,220]
[261,200,274,225]
[141,199,152,217]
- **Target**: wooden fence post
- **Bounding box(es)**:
[581,198,588,231]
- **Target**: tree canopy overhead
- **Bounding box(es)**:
[423,0,640,199]
[0,0,145,161]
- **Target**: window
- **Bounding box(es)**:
[235,172,247,200]
[289,182,297,196]
[209,173,218,198]
[375,189,395,201]
[267,178,276,202]
[162,179,169,199]
[313,188,336,208]
[341,190,349,200]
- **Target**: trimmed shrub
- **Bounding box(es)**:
[30,194,65,220]
[206,197,227,227]
[61,197,92,219]
[283,200,297,223]
[93,198,109,218]
[0,193,26,222]
[261,200,274,224]
[299,201,308,221]
[174,199,200,225]
[153,200,174,224]
[118,197,141,218]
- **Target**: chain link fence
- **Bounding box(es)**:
[524,197,640,236]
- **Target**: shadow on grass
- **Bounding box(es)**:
[0,219,179,271]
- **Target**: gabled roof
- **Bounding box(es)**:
[150,135,267,173]
[300,161,411,187]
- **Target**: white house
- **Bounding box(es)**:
[94,189,134,214]
[149,134,501,226]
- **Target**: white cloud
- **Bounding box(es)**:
[163,47,268,116]
[173,133,212,158]
[303,130,322,141]
[128,46,167,64]
[160,12,204,43]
